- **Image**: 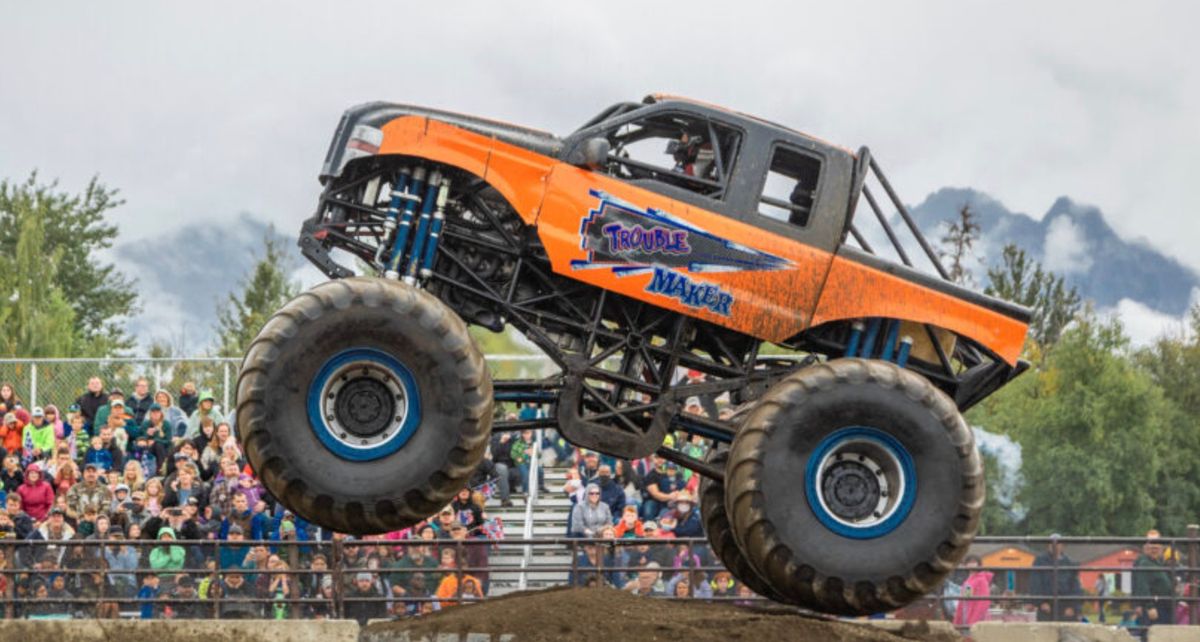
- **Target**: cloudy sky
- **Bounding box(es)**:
[2,1,1197,347]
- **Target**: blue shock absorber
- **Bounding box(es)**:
[880,319,901,362]
[375,170,410,267]
[896,336,913,368]
[845,321,865,358]
[419,178,450,280]
[385,167,426,278]
[860,318,882,359]
[404,170,441,283]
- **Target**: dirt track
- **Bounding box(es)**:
[361,587,959,642]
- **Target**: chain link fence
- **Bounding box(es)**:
[0,355,556,413]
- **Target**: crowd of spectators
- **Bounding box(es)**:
[481,397,756,603]
[0,378,506,622]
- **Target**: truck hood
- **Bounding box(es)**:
[320,102,562,182]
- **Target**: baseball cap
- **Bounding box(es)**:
[199,390,215,403]
[355,572,373,582]
[31,407,44,418]
[149,403,163,411]
[3,413,15,424]
[108,388,124,398]
[114,483,130,494]
[83,463,99,471]
[68,404,81,413]
[228,524,244,535]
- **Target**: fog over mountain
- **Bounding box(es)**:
[115,212,309,353]
[908,188,1199,317]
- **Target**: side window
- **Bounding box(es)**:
[758,145,822,227]
[601,112,741,200]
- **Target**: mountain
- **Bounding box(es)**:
[895,188,1199,316]
[115,212,309,352]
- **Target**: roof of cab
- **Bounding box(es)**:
[643,93,857,157]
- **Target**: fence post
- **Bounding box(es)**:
[332,539,344,619]
[222,362,231,412]
[1189,524,1199,626]
[212,538,222,619]
[1051,547,1060,621]
[29,363,37,408]
[154,363,162,393]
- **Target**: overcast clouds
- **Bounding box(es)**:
[2,1,1198,343]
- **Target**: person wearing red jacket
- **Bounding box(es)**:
[16,464,55,522]
[1,413,23,456]
[612,505,645,538]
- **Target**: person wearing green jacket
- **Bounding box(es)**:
[150,526,186,579]
[23,407,56,462]
[184,391,224,440]
[1133,529,1176,626]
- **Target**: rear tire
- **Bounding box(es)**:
[236,277,493,534]
[727,358,983,615]
[700,450,787,602]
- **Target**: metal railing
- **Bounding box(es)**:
[0,533,1198,631]
[516,428,543,591]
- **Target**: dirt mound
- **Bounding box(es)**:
[361,587,958,642]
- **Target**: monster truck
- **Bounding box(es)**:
[237,94,1031,615]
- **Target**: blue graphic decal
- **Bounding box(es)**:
[645,266,733,315]
[570,190,793,315]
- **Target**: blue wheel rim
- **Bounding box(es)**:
[306,348,422,462]
[804,426,917,539]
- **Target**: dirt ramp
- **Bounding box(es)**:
[360,587,959,642]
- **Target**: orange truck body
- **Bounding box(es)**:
[373,110,1027,365]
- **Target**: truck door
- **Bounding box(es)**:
[535,109,839,342]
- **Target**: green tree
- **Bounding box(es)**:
[0,172,138,354]
[985,243,1081,349]
[215,230,300,358]
[0,206,78,357]
[938,203,981,286]
[969,315,1173,535]
[1134,305,1200,534]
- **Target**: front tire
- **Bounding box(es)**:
[236,277,493,534]
[726,358,983,615]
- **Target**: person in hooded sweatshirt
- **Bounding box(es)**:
[569,483,613,538]
[149,526,186,578]
[954,555,993,627]
[16,464,54,522]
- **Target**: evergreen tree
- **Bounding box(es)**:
[0,206,78,357]
[0,172,138,354]
[938,203,981,286]
[985,243,1081,349]
[215,230,300,358]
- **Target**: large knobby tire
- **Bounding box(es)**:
[236,277,493,534]
[726,358,983,616]
[700,450,787,603]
